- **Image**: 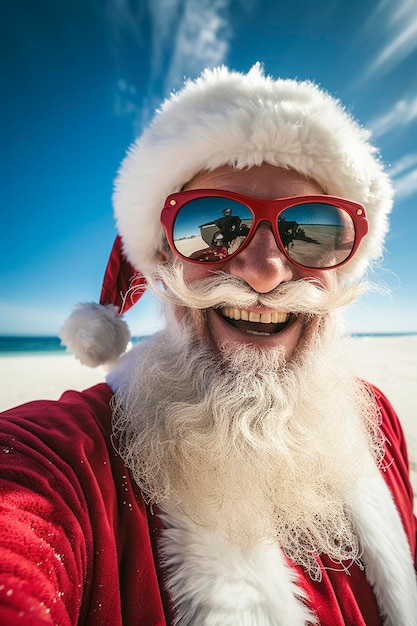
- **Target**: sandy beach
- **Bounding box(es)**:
[1,335,416,509]
[343,334,417,510]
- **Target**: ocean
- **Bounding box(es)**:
[0,333,416,356]
[0,336,67,355]
[0,336,146,355]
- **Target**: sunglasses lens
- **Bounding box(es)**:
[173,197,253,261]
[171,196,357,268]
[278,203,356,268]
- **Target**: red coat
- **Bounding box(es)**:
[0,383,415,625]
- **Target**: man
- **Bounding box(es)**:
[213,207,243,247]
[0,64,416,625]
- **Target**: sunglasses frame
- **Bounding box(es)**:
[161,189,369,270]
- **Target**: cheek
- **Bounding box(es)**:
[297,267,335,289]
[179,259,216,284]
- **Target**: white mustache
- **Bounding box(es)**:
[148,265,366,315]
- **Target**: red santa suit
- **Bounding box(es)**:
[0,380,416,625]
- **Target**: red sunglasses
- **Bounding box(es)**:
[160,189,368,270]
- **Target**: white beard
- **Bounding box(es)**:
[112,265,383,578]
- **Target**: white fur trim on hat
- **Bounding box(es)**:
[113,63,393,281]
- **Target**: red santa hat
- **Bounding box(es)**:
[60,63,393,367]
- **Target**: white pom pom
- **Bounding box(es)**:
[59,302,130,367]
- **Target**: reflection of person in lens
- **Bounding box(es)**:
[3,66,415,626]
[189,232,228,261]
[213,207,247,247]
[279,216,320,248]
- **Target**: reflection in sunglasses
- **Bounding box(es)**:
[162,190,368,270]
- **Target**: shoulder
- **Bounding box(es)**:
[0,383,115,473]
[0,382,113,430]
[0,382,125,542]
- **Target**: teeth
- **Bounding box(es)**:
[221,307,290,324]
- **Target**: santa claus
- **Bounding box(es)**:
[1,64,416,625]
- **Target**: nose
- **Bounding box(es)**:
[227,222,294,293]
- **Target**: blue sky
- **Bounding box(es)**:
[2,0,417,336]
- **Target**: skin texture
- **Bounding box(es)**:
[176,163,333,359]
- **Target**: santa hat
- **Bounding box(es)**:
[59,236,145,367]
[60,63,394,367]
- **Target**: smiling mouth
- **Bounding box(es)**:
[219,307,291,336]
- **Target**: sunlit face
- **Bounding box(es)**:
[179,162,332,359]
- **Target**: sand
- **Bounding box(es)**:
[1,335,416,509]
[343,334,417,510]
[0,353,106,410]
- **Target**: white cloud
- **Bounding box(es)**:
[390,153,417,177]
[113,78,138,117]
[104,0,255,133]
[102,0,147,49]
[387,152,417,201]
[393,166,417,200]
[143,0,239,128]
[161,0,231,92]
[359,0,417,82]
[369,94,417,137]
[369,15,417,75]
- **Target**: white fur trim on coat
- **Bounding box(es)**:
[113,63,393,282]
[158,504,316,626]
[347,472,417,626]
[156,470,417,626]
